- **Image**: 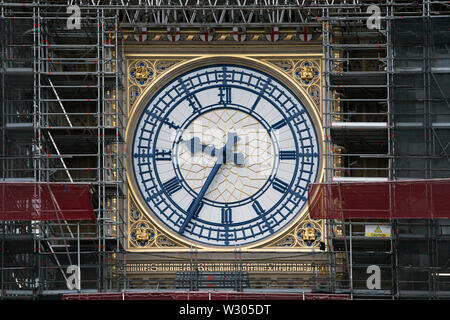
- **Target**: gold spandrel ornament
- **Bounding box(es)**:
[128,198,186,250]
[130,221,156,248]
[263,59,320,85]
[297,220,323,248]
[155,235,180,247]
[154,60,183,73]
[302,226,317,242]
[294,60,320,86]
[273,235,296,247]
[267,217,323,249]
[127,59,187,111]
[262,58,321,111]
[267,59,295,73]
[135,225,152,242]
[308,85,321,107]
[134,65,151,82]
[299,65,315,82]
[129,60,154,86]
[128,85,140,106]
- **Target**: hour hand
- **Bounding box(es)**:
[182,137,245,166]
[232,152,245,166]
[183,137,217,156]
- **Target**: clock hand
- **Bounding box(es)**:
[184,137,216,156]
[182,137,245,166]
[179,132,239,233]
[179,161,222,233]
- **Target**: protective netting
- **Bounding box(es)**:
[0,183,95,221]
[308,179,450,219]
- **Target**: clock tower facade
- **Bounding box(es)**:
[123,49,328,288]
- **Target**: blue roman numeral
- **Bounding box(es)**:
[163,177,182,195]
[252,200,274,234]
[271,118,287,130]
[252,200,264,216]
[221,208,232,225]
[154,149,172,161]
[134,149,172,161]
[272,177,289,193]
[279,150,297,160]
[177,79,202,112]
[218,86,231,104]
[250,79,271,111]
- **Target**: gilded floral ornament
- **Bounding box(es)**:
[296,220,322,247]
[270,218,323,249]
[302,226,317,242]
[273,235,296,247]
[294,61,319,85]
[130,221,155,247]
[129,61,154,86]
[262,58,321,111]
[135,225,152,242]
[134,65,151,82]
[127,58,186,110]
[299,65,315,82]
[128,198,185,249]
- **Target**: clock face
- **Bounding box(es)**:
[130,64,320,247]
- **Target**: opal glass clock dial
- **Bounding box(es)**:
[130,64,320,247]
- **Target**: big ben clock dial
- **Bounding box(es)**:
[127,59,322,248]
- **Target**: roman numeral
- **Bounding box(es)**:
[221,208,232,225]
[134,149,173,161]
[279,150,297,160]
[250,79,271,111]
[146,112,179,130]
[178,79,202,112]
[154,149,172,161]
[218,86,231,104]
[271,118,287,130]
[163,177,182,195]
[252,200,264,216]
[272,177,289,194]
[252,200,274,234]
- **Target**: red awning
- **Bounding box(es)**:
[308,179,450,219]
[0,182,96,221]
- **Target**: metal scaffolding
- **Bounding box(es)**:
[1,2,127,297]
[1,0,450,299]
[322,1,450,299]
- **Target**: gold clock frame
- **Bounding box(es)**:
[125,54,325,252]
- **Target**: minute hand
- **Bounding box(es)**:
[179,133,238,234]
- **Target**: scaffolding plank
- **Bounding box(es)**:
[331,122,388,129]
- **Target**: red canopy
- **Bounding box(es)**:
[308,179,450,219]
[0,182,96,221]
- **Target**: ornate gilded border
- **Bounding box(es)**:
[126,54,324,252]
[127,58,188,111]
